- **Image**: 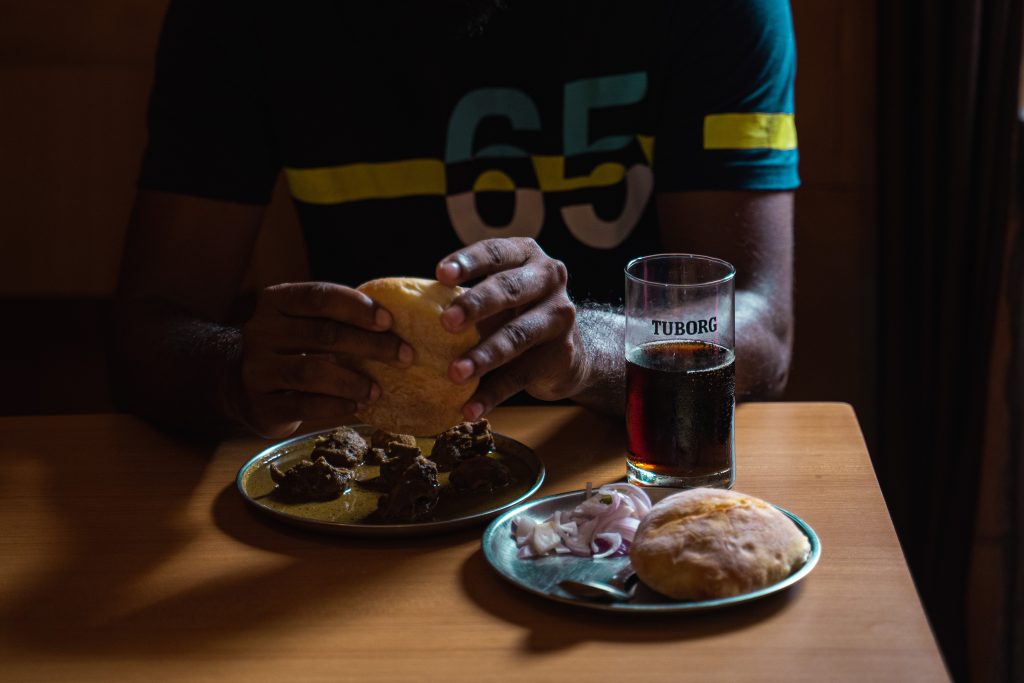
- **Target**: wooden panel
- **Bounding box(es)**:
[835,0,877,187]
[0,1,168,65]
[785,188,878,445]
[0,0,304,297]
[0,2,159,296]
[0,66,150,296]
[791,0,841,188]
[791,0,877,189]
[785,0,878,449]
[0,70,305,295]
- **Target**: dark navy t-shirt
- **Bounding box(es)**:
[140,0,799,303]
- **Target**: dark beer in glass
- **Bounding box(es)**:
[624,255,736,488]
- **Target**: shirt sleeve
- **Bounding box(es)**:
[653,0,800,192]
[138,0,279,205]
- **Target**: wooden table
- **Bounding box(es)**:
[0,403,948,682]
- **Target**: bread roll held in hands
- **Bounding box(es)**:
[354,277,479,436]
[630,488,810,600]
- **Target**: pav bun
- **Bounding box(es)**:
[630,488,810,600]
[354,277,479,436]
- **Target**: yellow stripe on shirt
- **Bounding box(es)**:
[472,170,517,192]
[285,159,447,205]
[286,134,658,205]
[703,113,797,151]
[637,134,655,164]
[532,156,626,192]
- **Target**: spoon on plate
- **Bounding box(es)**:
[559,565,638,602]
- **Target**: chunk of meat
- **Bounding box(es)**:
[369,429,417,451]
[310,426,368,468]
[269,457,353,503]
[378,442,423,486]
[374,455,441,523]
[358,442,424,492]
[365,447,389,465]
[429,419,495,471]
[448,455,511,494]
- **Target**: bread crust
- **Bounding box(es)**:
[629,488,810,600]
[354,277,479,436]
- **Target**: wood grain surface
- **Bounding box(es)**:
[0,403,948,682]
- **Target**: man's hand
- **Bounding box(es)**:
[435,238,589,421]
[234,282,413,438]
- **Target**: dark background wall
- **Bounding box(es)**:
[785,1,878,446]
[0,1,881,447]
[0,1,306,414]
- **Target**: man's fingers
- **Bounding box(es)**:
[259,282,392,331]
[442,264,553,331]
[461,354,539,421]
[474,308,516,340]
[448,304,565,383]
[254,317,413,365]
[436,237,538,286]
[246,354,380,402]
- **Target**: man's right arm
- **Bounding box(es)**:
[111,190,264,435]
[111,190,410,437]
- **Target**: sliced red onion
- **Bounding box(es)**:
[512,483,652,559]
[592,532,622,558]
[602,516,641,538]
[531,523,562,554]
[514,516,536,545]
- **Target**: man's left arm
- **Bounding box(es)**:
[570,189,793,413]
[656,190,794,400]
[434,188,792,418]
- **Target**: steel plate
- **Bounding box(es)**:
[482,487,821,613]
[237,425,544,537]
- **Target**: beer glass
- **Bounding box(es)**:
[624,254,736,488]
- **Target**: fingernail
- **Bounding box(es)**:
[438,260,460,281]
[369,383,381,401]
[375,308,392,330]
[451,358,474,383]
[441,306,465,331]
[464,401,484,421]
[398,343,414,365]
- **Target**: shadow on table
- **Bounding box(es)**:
[459,549,798,651]
[0,423,469,659]
[524,409,629,492]
[0,407,673,660]
[0,421,216,656]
